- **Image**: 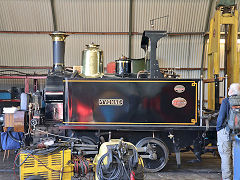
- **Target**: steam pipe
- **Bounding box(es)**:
[49,32,69,74]
[50,0,57,31]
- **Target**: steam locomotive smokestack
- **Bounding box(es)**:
[50,32,68,73]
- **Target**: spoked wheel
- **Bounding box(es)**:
[136,137,169,172]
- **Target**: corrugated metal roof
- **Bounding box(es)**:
[1,0,240,33]
[55,0,129,32]
[0,34,52,66]
[65,34,129,67]
[0,0,53,31]
[132,35,203,69]
[1,0,239,93]
[0,33,128,68]
[133,0,210,33]
[0,79,25,90]
[188,35,203,68]
[0,0,213,33]
[131,35,145,59]
[175,70,200,79]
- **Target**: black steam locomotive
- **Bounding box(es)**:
[42,30,215,172]
[3,31,216,173]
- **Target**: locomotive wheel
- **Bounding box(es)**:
[136,137,169,172]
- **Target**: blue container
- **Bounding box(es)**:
[0,92,11,100]
[234,134,240,180]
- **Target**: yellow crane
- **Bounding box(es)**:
[207,0,239,110]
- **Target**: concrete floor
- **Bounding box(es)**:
[0,150,221,180]
[145,152,221,180]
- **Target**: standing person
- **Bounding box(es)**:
[217,83,240,180]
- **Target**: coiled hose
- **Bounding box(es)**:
[96,152,124,180]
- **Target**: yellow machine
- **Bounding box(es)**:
[207,2,239,110]
[20,149,73,180]
[93,139,144,180]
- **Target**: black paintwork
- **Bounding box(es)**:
[45,103,63,122]
[141,31,166,78]
[53,41,65,65]
[64,78,198,130]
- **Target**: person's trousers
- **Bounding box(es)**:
[217,127,233,180]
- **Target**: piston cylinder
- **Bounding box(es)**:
[82,43,103,78]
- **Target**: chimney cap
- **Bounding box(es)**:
[50,31,69,36]
[50,31,69,41]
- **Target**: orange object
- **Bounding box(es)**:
[107,62,116,74]
[130,171,135,180]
